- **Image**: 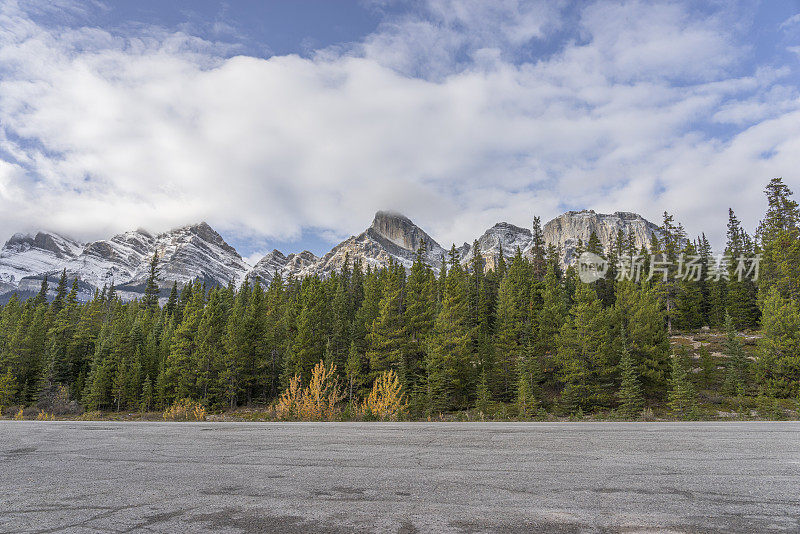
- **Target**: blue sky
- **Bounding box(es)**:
[1,0,800,263]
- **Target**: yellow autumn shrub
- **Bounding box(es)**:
[35,410,54,421]
[362,369,407,421]
[276,375,303,419]
[163,399,206,421]
[276,361,345,421]
[13,408,23,420]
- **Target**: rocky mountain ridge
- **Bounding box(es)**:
[0,210,661,301]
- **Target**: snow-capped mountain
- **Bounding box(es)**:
[249,211,446,284]
[0,222,249,301]
[0,232,84,292]
[62,229,156,289]
[0,209,663,301]
[460,222,534,270]
[250,249,319,285]
[312,211,446,276]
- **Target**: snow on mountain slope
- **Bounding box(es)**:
[1,210,664,301]
[0,222,249,300]
[460,222,534,271]
[0,232,84,286]
[311,211,446,276]
[146,222,250,289]
[63,229,156,288]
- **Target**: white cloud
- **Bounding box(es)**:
[0,0,798,256]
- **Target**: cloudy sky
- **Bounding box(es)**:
[0,0,799,263]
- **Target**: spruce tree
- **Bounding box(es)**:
[556,282,612,410]
[668,350,697,418]
[426,253,474,411]
[722,314,749,396]
[405,241,436,394]
[475,370,491,415]
[366,261,407,381]
[289,277,329,382]
[52,269,68,314]
[142,253,161,312]
[617,333,644,418]
[756,287,800,397]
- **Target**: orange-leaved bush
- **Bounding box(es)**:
[163,399,206,421]
[276,361,345,421]
[362,369,407,421]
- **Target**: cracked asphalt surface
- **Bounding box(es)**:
[1,421,799,533]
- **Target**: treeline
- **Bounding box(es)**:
[0,178,798,417]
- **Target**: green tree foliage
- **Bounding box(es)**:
[756,288,800,397]
[1,179,796,418]
[617,334,644,418]
[0,369,18,408]
[722,314,750,396]
[668,350,697,418]
[556,283,613,410]
[426,249,474,412]
[367,261,407,381]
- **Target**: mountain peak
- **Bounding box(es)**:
[369,210,440,252]
[371,210,411,227]
[3,231,82,257]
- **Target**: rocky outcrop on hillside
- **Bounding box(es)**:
[543,210,660,264]
[460,222,534,270]
[312,211,446,276]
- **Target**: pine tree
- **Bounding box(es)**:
[614,281,670,399]
[405,240,436,394]
[493,250,535,400]
[52,269,68,314]
[140,374,154,412]
[725,209,759,329]
[756,287,800,397]
[195,288,230,405]
[475,370,491,415]
[142,253,161,312]
[164,282,179,320]
[0,369,18,408]
[668,350,697,418]
[289,277,329,383]
[617,333,644,418]
[345,341,363,403]
[758,178,800,301]
[673,240,703,330]
[556,282,612,410]
[531,216,546,280]
[538,263,566,358]
[722,314,749,396]
[426,254,474,411]
[33,276,49,307]
[366,261,407,381]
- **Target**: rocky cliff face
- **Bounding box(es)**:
[460,222,534,271]
[543,210,660,264]
[250,249,320,285]
[63,229,156,289]
[314,211,446,276]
